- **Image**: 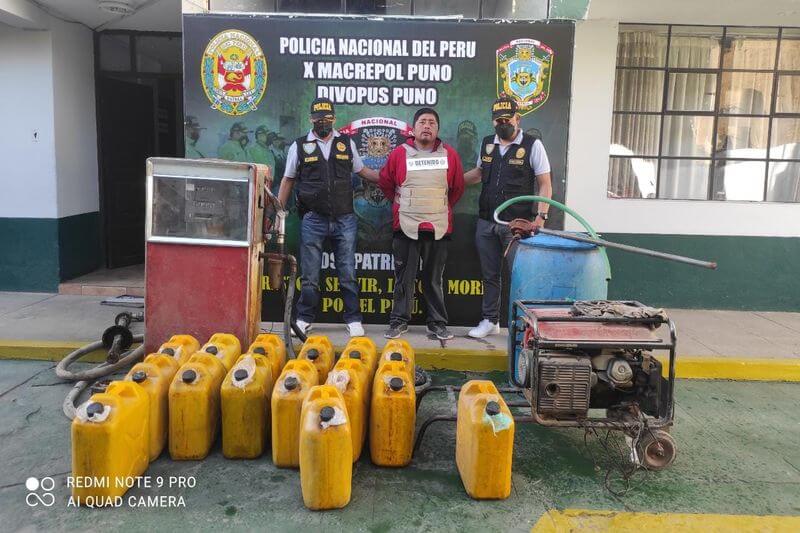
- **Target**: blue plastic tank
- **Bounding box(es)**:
[508,232,608,384]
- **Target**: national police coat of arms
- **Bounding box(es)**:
[496,38,554,116]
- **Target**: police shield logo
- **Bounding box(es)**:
[516,147,526,159]
[497,38,553,116]
[201,30,268,116]
[340,117,412,244]
[303,142,316,154]
[336,141,346,152]
[486,144,495,155]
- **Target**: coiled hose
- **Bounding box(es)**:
[56,336,145,419]
[493,195,612,280]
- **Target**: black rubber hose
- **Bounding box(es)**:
[282,254,306,357]
[57,337,145,420]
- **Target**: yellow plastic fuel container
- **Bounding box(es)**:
[125,352,182,461]
[298,335,335,383]
[246,333,286,386]
[369,362,416,467]
[341,337,379,373]
[156,334,200,366]
[327,358,369,461]
[377,340,415,380]
[299,385,353,510]
[456,380,515,500]
[168,352,227,460]
[71,380,150,503]
[221,354,274,459]
[271,359,319,468]
[381,338,415,370]
[200,333,242,372]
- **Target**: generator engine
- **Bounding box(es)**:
[524,348,665,420]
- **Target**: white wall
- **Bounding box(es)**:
[0,17,98,220]
[0,22,58,218]
[51,19,98,218]
[588,0,800,27]
[565,19,800,238]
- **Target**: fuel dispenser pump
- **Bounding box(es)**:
[144,158,269,353]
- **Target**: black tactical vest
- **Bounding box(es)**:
[294,133,355,217]
[478,132,538,222]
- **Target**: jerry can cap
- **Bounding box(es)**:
[234,369,248,381]
[389,377,404,391]
[389,352,403,361]
[320,406,335,422]
[86,401,105,418]
[306,348,319,360]
[160,347,175,356]
[284,376,299,390]
[205,345,219,355]
[486,401,501,416]
[253,346,266,355]
[182,369,197,383]
[131,370,147,383]
[348,350,361,359]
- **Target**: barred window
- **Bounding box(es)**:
[609,25,800,203]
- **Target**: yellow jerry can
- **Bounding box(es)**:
[247,333,286,386]
[157,334,200,366]
[327,358,369,461]
[71,381,150,503]
[456,380,515,500]
[298,335,335,383]
[341,337,379,373]
[369,362,416,467]
[381,339,415,370]
[377,347,414,380]
[221,354,274,459]
[125,352,180,461]
[299,385,353,510]
[200,333,242,372]
[168,352,227,460]
[271,359,319,468]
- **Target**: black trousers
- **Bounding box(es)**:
[475,218,514,323]
[390,232,448,326]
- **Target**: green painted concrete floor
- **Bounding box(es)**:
[1,361,799,532]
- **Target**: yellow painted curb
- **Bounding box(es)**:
[532,509,800,532]
[659,356,800,382]
[0,340,135,364]
[2,338,799,381]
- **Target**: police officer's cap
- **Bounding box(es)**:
[310,98,335,121]
[185,116,205,130]
[492,97,518,120]
[457,120,477,138]
[230,122,249,134]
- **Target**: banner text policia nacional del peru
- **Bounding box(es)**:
[183,14,574,326]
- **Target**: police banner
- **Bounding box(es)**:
[182,13,574,326]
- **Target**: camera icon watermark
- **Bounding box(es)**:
[25,477,55,507]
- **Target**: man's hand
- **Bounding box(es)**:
[358,166,380,184]
[533,214,547,229]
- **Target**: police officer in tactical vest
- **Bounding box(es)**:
[277,98,379,337]
[463,97,553,338]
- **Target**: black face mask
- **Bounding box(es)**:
[313,122,332,138]
[495,123,516,141]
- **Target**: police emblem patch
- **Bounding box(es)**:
[516,147,526,159]
[201,30,268,116]
[497,38,553,116]
[336,141,346,152]
[303,142,316,155]
[486,144,495,155]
